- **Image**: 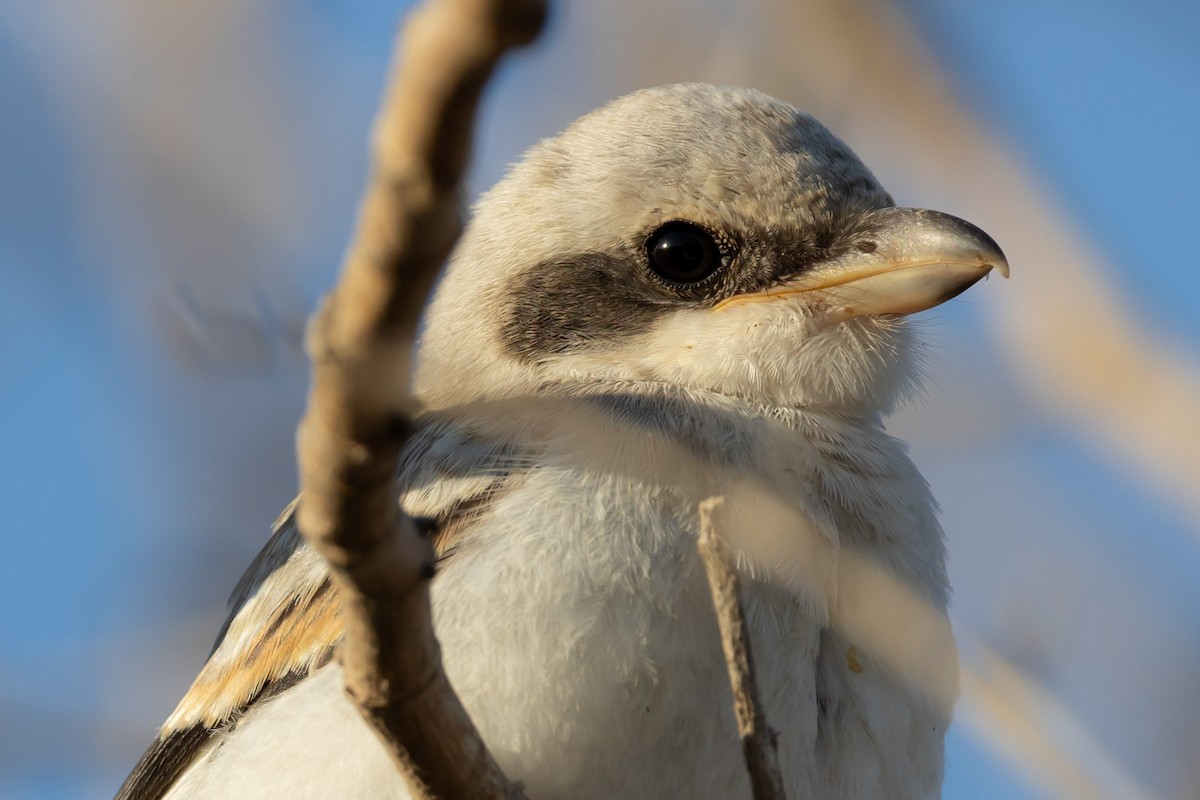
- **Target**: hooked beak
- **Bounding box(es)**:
[714,207,1008,319]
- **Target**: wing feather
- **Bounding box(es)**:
[115,417,522,800]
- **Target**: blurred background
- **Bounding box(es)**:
[1,0,1198,797]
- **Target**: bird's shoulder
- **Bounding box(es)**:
[115,414,522,800]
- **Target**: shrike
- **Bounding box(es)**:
[119,83,1007,800]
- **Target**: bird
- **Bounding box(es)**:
[117,83,1007,800]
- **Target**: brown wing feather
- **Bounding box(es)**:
[114,506,338,800]
[115,418,520,800]
[162,522,341,731]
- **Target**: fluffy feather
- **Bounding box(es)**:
[157,387,954,800]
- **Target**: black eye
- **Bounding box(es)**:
[646,221,721,284]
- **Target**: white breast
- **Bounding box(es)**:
[167,401,955,800]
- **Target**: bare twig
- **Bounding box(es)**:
[697,497,789,800]
[294,0,545,798]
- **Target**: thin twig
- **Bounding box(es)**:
[698,496,789,800]
[294,0,545,798]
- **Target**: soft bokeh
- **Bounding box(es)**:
[1,1,1197,797]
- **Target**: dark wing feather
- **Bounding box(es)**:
[115,726,211,800]
[114,417,522,800]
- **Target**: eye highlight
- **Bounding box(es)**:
[645,221,722,284]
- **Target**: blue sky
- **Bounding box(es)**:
[1,1,1197,798]
[908,0,1200,349]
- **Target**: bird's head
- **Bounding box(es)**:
[417,84,1006,416]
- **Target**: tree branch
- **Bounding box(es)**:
[294,1,545,798]
[698,497,789,800]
